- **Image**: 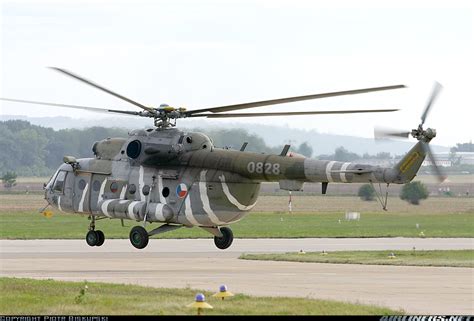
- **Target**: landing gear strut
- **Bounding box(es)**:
[214,227,233,250]
[85,215,105,247]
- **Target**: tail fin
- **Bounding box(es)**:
[391,141,427,183]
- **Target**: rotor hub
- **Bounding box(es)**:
[411,126,436,143]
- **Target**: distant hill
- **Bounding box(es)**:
[1,114,450,155]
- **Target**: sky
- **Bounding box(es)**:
[1,0,473,147]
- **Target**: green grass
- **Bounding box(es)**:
[240,250,474,268]
[0,211,473,239]
[0,277,402,315]
[1,194,473,239]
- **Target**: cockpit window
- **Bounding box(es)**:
[52,171,67,193]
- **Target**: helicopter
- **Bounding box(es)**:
[0,68,446,250]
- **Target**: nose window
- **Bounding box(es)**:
[52,171,67,193]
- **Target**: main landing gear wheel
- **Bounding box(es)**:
[214,227,233,250]
[86,230,105,247]
[129,226,149,249]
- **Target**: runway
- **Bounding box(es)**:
[1,238,473,314]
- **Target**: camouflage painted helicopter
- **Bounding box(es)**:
[1,68,445,250]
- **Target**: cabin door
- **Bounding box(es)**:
[73,172,92,214]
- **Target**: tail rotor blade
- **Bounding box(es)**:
[374,126,411,140]
[422,143,447,183]
[421,81,442,126]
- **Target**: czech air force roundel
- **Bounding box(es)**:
[176,183,188,198]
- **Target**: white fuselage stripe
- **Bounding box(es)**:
[98,180,106,203]
[154,203,165,221]
[119,184,127,199]
[101,199,114,218]
[326,161,337,182]
[158,174,166,203]
[78,183,89,212]
[139,166,145,202]
[127,201,140,220]
[340,162,351,183]
[199,170,225,225]
[219,175,257,211]
[58,196,63,212]
[185,193,200,226]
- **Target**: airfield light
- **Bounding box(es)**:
[213,285,234,300]
[187,293,213,315]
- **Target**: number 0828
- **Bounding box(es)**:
[247,162,280,175]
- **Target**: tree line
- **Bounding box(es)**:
[0,120,314,177]
[2,120,471,177]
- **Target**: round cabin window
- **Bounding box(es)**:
[162,187,170,198]
[126,140,142,159]
[78,179,86,190]
[142,185,151,196]
[92,180,101,192]
[110,182,119,193]
[129,184,136,194]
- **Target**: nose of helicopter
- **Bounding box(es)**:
[43,179,54,205]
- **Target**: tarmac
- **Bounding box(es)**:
[1,238,473,314]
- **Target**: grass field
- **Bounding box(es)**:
[1,211,473,239]
[1,194,473,239]
[240,250,474,268]
[0,278,402,315]
[3,193,473,214]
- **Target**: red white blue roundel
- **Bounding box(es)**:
[176,183,188,198]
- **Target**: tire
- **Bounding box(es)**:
[214,227,233,250]
[129,226,149,249]
[86,230,98,247]
[95,230,105,247]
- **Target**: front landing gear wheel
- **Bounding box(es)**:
[86,230,99,247]
[95,230,105,246]
[214,227,233,250]
[129,226,149,249]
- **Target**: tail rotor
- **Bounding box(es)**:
[374,82,446,183]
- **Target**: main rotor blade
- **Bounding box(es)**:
[374,126,411,140]
[49,67,154,112]
[422,142,447,183]
[188,108,399,118]
[421,81,442,126]
[187,85,406,115]
[0,97,141,116]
